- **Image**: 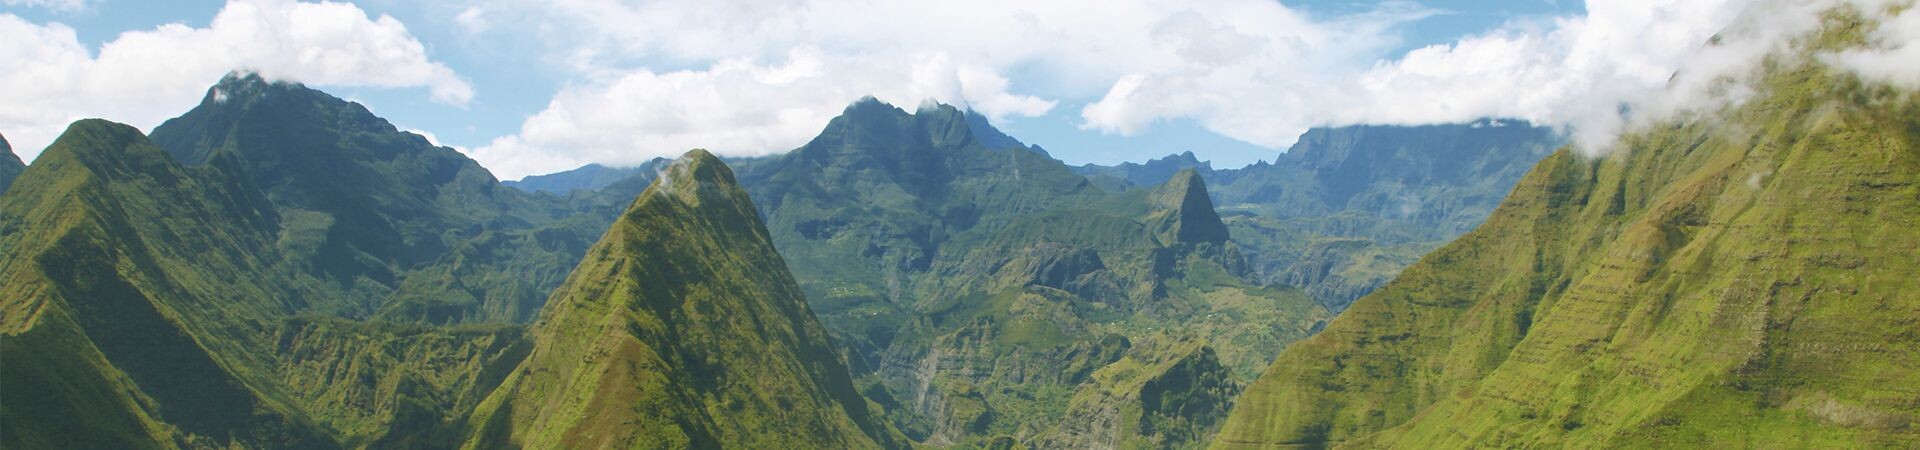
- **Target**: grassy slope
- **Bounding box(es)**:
[464,150,903,449]
[0,120,333,448]
[0,120,540,449]
[1216,14,1920,449]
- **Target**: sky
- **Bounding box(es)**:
[2,0,1915,180]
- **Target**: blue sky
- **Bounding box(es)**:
[5,0,1759,179]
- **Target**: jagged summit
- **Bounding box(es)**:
[1146,168,1229,245]
[829,97,1040,154]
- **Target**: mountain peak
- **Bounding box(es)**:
[652,148,745,207]
[205,71,306,108]
[1147,169,1229,245]
[468,146,897,449]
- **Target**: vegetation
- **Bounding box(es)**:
[0,89,911,448]
[463,150,904,449]
[1215,10,1920,449]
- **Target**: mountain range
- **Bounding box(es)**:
[4,6,1914,446]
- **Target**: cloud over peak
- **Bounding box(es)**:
[0,0,469,161]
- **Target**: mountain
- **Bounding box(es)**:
[148,73,575,323]
[1069,122,1564,313]
[1147,169,1232,245]
[0,133,22,194]
[684,99,1331,446]
[463,150,904,449]
[503,161,659,194]
[0,119,333,448]
[0,120,525,448]
[1215,13,1920,449]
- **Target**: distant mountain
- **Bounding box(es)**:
[1216,14,1920,448]
[1072,150,1214,191]
[0,133,22,194]
[1078,121,1565,312]
[465,150,905,449]
[503,161,659,194]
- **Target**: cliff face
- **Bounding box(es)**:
[1216,13,1920,449]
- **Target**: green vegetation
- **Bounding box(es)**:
[0,87,913,448]
[1033,338,1242,450]
[1215,10,1920,449]
[463,150,904,449]
[703,101,1329,447]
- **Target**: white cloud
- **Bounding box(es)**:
[0,0,470,162]
[467,48,1057,178]
[454,6,488,35]
[482,0,1920,177]
[467,0,1426,178]
[1824,1,1920,90]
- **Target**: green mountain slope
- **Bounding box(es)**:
[0,120,334,448]
[1216,12,1920,449]
[0,119,534,449]
[464,150,904,449]
[1033,337,1242,450]
[0,133,22,194]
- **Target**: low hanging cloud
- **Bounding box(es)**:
[0,0,471,162]
[1823,0,1920,90]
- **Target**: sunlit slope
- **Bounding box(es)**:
[1216,15,1920,449]
[464,150,904,449]
[0,120,332,448]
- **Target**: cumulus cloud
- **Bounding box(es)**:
[468,0,1426,178]
[0,0,470,161]
[468,48,1057,178]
